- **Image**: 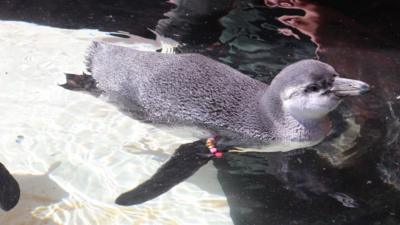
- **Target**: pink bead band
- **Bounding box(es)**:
[205,138,223,158]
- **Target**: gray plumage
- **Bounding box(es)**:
[82,42,368,148]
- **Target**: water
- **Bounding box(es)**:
[0,0,400,224]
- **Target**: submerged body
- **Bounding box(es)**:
[63,41,369,205]
[86,42,359,149]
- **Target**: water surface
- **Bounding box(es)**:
[0,0,400,225]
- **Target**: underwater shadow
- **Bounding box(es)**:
[0,172,68,225]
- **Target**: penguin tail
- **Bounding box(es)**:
[60,73,103,97]
[85,41,100,74]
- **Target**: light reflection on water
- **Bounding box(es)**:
[0,21,230,224]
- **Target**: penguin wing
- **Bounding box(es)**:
[0,162,20,211]
[115,139,214,205]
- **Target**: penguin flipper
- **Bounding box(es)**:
[0,163,20,211]
[115,139,213,206]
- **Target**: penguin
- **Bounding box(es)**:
[61,41,370,205]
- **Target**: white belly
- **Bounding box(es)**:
[156,124,324,153]
[233,139,322,153]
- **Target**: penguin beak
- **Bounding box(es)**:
[331,77,370,97]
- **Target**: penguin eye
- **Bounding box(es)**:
[305,84,320,93]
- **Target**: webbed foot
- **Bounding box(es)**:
[60,73,102,96]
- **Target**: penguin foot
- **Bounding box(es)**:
[60,73,102,96]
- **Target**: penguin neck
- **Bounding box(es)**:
[259,88,331,143]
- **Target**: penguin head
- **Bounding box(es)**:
[271,59,370,120]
